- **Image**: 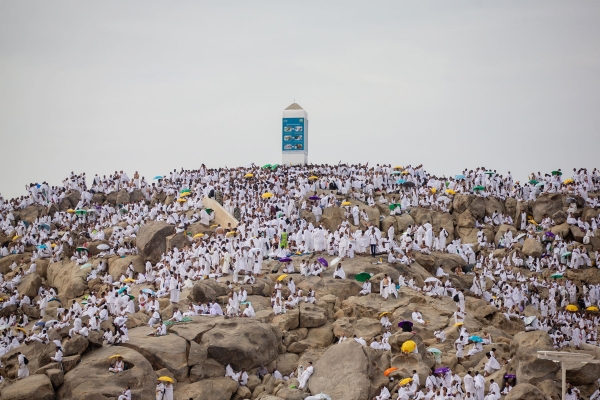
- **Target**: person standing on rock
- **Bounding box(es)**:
[298,361,313,390]
[16,352,29,379]
[474,371,485,400]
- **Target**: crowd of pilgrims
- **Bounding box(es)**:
[0,163,599,398]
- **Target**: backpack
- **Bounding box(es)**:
[23,356,29,365]
[453,294,459,302]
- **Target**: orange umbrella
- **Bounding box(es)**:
[384,367,398,377]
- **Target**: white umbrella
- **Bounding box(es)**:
[424,277,440,283]
[330,257,341,267]
[97,244,110,250]
[515,233,526,240]
[306,394,332,400]
[523,316,537,326]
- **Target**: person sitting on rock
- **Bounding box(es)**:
[109,356,125,373]
[117,386,131,400]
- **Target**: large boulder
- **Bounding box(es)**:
[16,204,47,224]
[46,260,88,300]
[320,207,344,232]
[121,326,189,381]
[58,191,81,212]
[136,221,175,263]
[173,377,239,400]
[494,224,517,246]
[308,340,381,400]
[509,331,559,385]
[504,383,546,400]
[299,303,327,328]
[57,346,156,400]
[522,238,543,258]
[108,255,145,280]
[532,194,564,223]
[2,374,55,400]
[16,272,42,298]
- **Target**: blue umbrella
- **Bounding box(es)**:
[36,183,41,188]
[117,286,129,294]
[396,179,406,184]
[455,174,465,180]
[141,288,155,295]
[36,244,47,249]
[153,176,163,180]
[38,223,50,230]
[469,335,483,343]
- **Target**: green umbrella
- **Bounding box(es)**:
[551,171,562,176]
[205,208,213,214]
[550,273,563,279]
[271,164,280,170]
[76,247,88,252]
[473,186,485,191]
[262,164,272,169]
[75,210,87,215]
[389,204,401,210]
[180,188,191,193]
[355,272,371,282]
[529,179,538,185]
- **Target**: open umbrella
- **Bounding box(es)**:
[180,192,191,197]
[308,176,319,181]
[355,272,371,282]
[529,179,538,185]
[244,173,254,178]
[536,182,545,187]
[401,181,416,188]
[176,198,186,202]
[153,176,163,180]
[75,247,88,252]
[383,367,398,377]
[389,204,401,210]
[566,305,578,312]
[587,306,599,312]
[330,257,341,267]
[75,210,87,215]
[515,233,526,241]
[550,273,563,279]
[393,166,403,169]
[226,231,236,237]
[39,223,50,230]
[117,287,128,294]
[399,377,413,386]
[271,164,280,170]
[180,188,191,193]
[469,335,483,343]
[396,179,406,184]
[485,171,494,175]
[435,367,450,374]
[390,171,401,175]
[445,189,456,195]
[66,209,76,214]
[37,244,48,250]
[563,178,574,184]
[141,288,155,295]
[504,374,516,379]
[123,278,135,283]
[109,354,123,359]
[428,348,442,355]
[379,311,391,318]
[277,274,288,282]
[401,340,417,353]
[523,316,537,326]
[309,196,320,201]
[305,394,332,400]
[402,171,410,175]
[193,233,205,239]
[551,170,562,176]
[398,320,413,331]
[279,257,292,263]
[473,185,485,191]
[262,164,272,169]
[424,277,440,283]
[562,252,572,258]
[317,257,328,267]
[341,201,352,206]
[430,187,437,194]
[455,174,465,180]
[97,244,110,250]
[80,263,93,269]
[158,376,174,383]
[262,193,273,199]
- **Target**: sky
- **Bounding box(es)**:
[1,1,599,200]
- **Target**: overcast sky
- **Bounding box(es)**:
[1,1,599,199]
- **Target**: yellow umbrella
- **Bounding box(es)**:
[226,231,236,237]
[262,193,273,199]
[379,311,391,318]
[277,274,288,282]
[180,192,191,197]
[528,219,538,226]
[401,171,410,175]
[51,243,57,248]
[393,166,403,170]
[109,354,122,359]
[67,209,76,213]
[244,173,254,178]
[566,305,578,312]
[13,327,27,333]
[445,189,456,195]
[563,178,574,184]
[177,198,186,202]
[210,224,219,228]
[12,235,20,242]
[401,340,417,353]
[193,233,204,238]
[587,306,599,311]
[308,176,319,180]
[399,377,413,386]
[158,376,174,383]
[123,278,135,283]
[453,322,463,327]
[341,201,352,206]
[430,188,437,194]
